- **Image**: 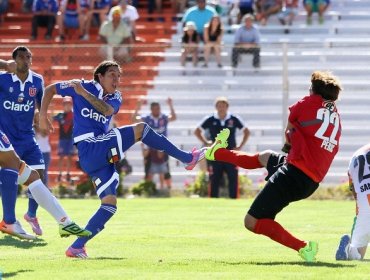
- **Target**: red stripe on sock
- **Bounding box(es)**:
[214,149,263,169]
[254,219,306,251]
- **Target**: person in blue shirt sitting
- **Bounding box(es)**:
[31,0,59,40]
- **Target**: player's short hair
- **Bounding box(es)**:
[12,46,32,59]
[93,60,121,83]
[150,102,160,108]
[310,71,342,101]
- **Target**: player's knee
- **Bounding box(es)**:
[133,122,146,141]
[24,170,41,186]
[18,161,38,185]
[244,214,256,232]
[101,195,117,206]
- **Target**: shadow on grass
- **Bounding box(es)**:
[219,260,356,268]
[2,269,34,278]
[88,257,127,261]
[0,235,47,249]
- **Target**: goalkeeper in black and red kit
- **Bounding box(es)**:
[205,70,343,262]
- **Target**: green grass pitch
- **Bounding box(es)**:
[0,198,368,279]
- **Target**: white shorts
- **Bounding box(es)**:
[351,215,370,248]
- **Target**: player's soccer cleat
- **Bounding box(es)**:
[299,241,318,262]
[59,222,92,238]
[24,213,43,236]
[184,147,207,170]
[65,246,88,258]
[335,234,350,260]
[0,220,36,240]
[205,128,230,161]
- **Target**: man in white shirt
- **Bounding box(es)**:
[107,0,139,42]
[99,6,131,62]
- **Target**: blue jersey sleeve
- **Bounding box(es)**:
[105,92,122,114]
[55,81,78,98]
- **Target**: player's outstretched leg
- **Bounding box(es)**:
[139,123,205,170]
[205,128,230,160]
[205,128,264,170]
[335,234,350,260]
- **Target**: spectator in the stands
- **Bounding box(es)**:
[237,0,255,24]
[108,0,139,42]
[31,0,59,40]
[172,0,186,14]
[278,0,298,33]
[203,15,224,68]
[182,0,216,41]
[255,0,281,25]
[84,0,111,41]
[56,0,88,41]
[180,21,200,67]
[148,0,162,15]
[0,0,8,25]
[303,0,330,25]
[231,14,260,69]
[99,6,131,63]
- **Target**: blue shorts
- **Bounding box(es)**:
[58,138,75,156]
[76,126,135,198]
[64,15,79,29]
[0,130,13,152]
[13,138,45,170]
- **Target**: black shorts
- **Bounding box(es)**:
[248,163,319,219]
[264,152,286,181]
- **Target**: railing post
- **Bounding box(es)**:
[282,42,289,145]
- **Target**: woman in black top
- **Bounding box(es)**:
[203,15,224,68]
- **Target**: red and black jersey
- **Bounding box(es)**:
[286,94,341,183]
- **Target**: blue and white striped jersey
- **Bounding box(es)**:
[0,70,44,144]
[56,80,122,143]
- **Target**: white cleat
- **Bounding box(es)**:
[0,220,36,240]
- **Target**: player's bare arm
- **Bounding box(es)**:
[131,98,143,122]
[39,84,56,134]
[235,127,250,150]
[282,121,293,153]
[0,59,16,73]
[167,97,177,122]
[69,79,114,116]
[194,127,212,146]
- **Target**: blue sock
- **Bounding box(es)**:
[141,124,192,163]
[0,168,18,224]
[26,189,39,218]
[71,204,117,249]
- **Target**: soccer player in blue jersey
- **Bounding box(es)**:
[132,97,176,188]
[39,60,205,258]
[0,46,47,235]
[0,47,91,239]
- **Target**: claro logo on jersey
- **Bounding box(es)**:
[3,100,34,112]
[81,108,108,124]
